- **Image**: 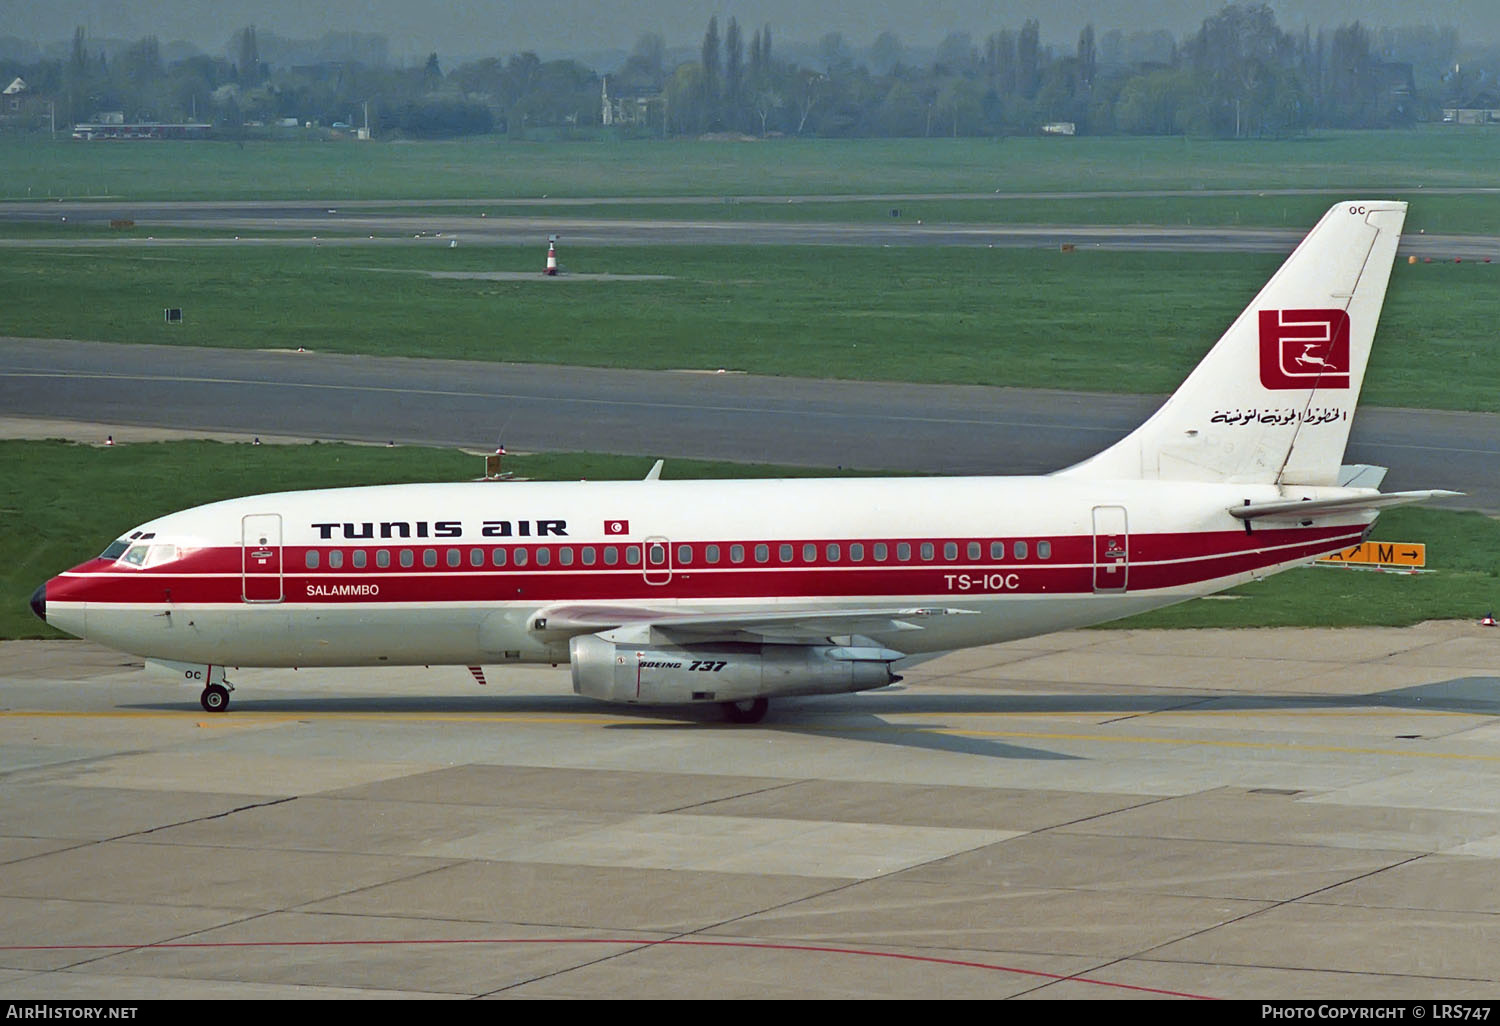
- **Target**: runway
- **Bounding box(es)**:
[3,197,1498,258]
[2,337,1496,511]
[3,623,1499,999]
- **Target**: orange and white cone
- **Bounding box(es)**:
[545,241,558,276]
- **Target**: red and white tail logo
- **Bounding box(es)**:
[604,520,630,535]
[1258,309,1351,390]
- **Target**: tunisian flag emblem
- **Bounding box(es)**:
[604,520,630,535]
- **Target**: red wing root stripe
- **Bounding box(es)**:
[0,936,1214,998]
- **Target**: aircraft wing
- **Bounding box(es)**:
[1228,489,1461,522]
[529,604,978,645]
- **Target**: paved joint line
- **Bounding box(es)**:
[1076,851,1436,991]
[127,795,300,838]
[660,778,806,815]
[47,908,287,976]
[1027,793,1184,836]
[0,794,301,874]
[1097,694,1222,726]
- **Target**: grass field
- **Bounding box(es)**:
[2,242,1494,411]
[4,131,1500,203]
[7,439,1495,641]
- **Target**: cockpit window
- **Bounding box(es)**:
[100,539,130,560]
[118,543,179,568]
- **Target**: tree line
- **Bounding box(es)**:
[1,4,1487,140]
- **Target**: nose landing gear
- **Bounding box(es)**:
[201,681,232,714]
[200,680,234,712]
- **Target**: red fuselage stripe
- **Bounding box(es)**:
[51,526,1364,605]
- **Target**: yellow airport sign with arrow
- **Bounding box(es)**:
[1317,542,1426,568]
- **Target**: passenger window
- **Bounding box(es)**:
[826,543,840,561]
[513,548,528,567]
[582,546,596,566]
[731,544,746,563]
[536,548,551,567]
[353,550,367,569]
[305,551,320,569]
[401,550,415,568]
[849,543,864,561]
[1038,540,1052,560]
[625,546,641,566]
[422,549,437,568]
[329,550,344,569]
[603,546,618,566]
[779,544,793,563]
[470,548,483,567]
[1014,541,1028,560]
[897,542,911,561]
[491,547,506,567]
[802,543,816,562]
[705,544,720,564]
[967,542,981,560]
[991,541,1004,560]
[376,550,390,568]
[677,544,692,564]
[943,542,957,561]
[874,543,888,561]
[921,542,935,561]
[755,544,769,563]
[559,547,574,566]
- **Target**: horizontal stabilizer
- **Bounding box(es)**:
[1229,490,1461,521]
[1338,464,1389,489]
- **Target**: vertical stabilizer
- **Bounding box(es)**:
[1059,201,1406,485]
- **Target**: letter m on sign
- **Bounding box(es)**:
[1258,309,1351,390]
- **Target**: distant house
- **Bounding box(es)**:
[2,76,52,129]
[601,76,664,131]
[72,122,213,140]
[4,76,26,113]
[1442,91,1500,124]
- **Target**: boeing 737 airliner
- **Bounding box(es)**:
[31,201,1453,722]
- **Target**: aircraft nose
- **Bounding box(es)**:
[30,582,45,622]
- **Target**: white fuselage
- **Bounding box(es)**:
[44,474,1373,669]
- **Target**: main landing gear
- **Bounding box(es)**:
[721,697,769,724]
[200,681,233,713]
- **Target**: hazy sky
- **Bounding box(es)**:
[6,1,1493,60]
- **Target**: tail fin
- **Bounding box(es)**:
[1060,201,1406,485]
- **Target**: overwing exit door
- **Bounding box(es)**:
[643,536,672,585]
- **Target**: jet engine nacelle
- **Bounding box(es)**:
[569,634,900,706]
